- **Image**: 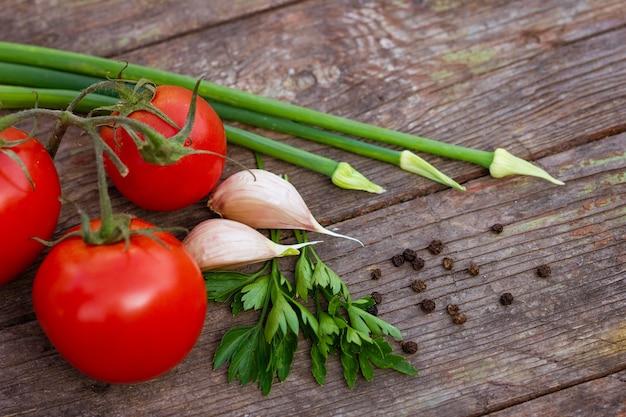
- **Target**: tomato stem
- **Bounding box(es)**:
[93,139,115,240]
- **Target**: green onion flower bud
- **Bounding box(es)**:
[331,162,385,194]
[399,150,465,191]
[489,148,564,185]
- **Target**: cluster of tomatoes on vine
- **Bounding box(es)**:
[0,79,227,383]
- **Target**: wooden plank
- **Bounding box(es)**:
[488,370,626,416]
[1,0,625,415]
[1,0,300,56]
[307,134,625,416]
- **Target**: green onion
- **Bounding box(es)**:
[0,41,564,185]
[0,85,117,113]
[225,126,384,193]
[0,62,104,94]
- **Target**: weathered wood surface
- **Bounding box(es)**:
[1,0,625,416]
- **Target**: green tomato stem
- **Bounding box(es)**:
[92,138,115,239]
[0,86,206,171]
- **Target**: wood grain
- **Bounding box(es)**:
[0,0,624,416]
[488,370,626,416]
[1,0,300,56]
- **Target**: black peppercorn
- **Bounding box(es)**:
[411,279,427,293]
[371,291,382,305]
[420,299,436,313]
[453,312,467,324]
[428,239,445,255]
[411,257,425,270]
[391,254,405,267]
[468,262,480,276]
[491,223,504,234]
[403,248,417,262]
[536,264,552,278]
[401,341,418,354]
[442,257,454,270]
[500,292,514,306]
[370,268,382,280]
[446,303,460,315]
[365,305,378,316]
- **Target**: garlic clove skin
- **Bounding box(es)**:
[208,169,363,245]
[183,218,320,271]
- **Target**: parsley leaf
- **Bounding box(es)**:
[213,324,263,385]
[265,286,299,341]
[204,267,267,302]
[241,274,270,311]
[295,246,314,301]
[208,230,418,396]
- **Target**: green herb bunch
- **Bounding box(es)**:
[204,229,418,395]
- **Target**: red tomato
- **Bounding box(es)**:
[32,218,207,383]
[101,85,227,211]
[0,127,61,285]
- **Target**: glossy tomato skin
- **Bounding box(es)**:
[101,85,227,212]
[32,218,207,384]
[0,127,61,285]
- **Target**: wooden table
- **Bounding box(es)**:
[1,1,625,415]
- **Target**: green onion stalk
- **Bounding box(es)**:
[0,62,459,190]
[0,41,564,185]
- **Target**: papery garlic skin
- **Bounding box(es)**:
[183,218,318,271]
[209,169,310,230]
[208,169,363,245]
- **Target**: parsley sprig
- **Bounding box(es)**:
[205,229,418,395]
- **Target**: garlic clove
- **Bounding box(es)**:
[183,218,320,271]
[208,169,363,245]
